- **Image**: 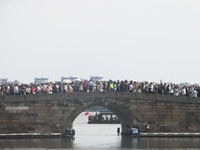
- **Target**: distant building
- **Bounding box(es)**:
[90,76,103,82]
[60,76,83,83]
[0,78,8,85]
[34,77,49,85]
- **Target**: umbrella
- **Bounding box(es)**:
[62,79,72,84]
[74,78,82,82]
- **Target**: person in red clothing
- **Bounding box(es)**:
[31,86,37,94]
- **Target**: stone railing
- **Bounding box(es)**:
[0,92,200,104]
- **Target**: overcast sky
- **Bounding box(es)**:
[0,0,200,84]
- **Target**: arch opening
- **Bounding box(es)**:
[72,105,122,138]
[66,100,136,136]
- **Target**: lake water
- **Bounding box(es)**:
[0,112,200,150]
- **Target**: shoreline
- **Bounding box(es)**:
[0,133,62,139]
[1,132,200,139]
[139,132,200,138]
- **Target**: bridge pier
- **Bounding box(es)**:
[121,124,132,136]
[63,128,75,138]
[60,123,75,138]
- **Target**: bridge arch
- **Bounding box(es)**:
[67,98,136,135]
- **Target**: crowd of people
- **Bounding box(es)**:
[0,79,199,98]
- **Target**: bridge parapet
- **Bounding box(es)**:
[1,92,200,103]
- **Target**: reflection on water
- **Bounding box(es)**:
[121,137,200,149]
[0,112,200,150]
[0,138,74,149]
[1,137,200,149]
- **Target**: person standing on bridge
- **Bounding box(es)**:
[181,87,186,96]
[120,81,124,92]
[109,80,114,92]
[97,81,104,92]
[128,81,133,92]
[88,80,93,92]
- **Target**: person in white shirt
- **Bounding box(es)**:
[192,89,198,97]
[14,85,19,95]
[182,87,186,96]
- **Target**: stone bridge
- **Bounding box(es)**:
[0,92,200,136]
